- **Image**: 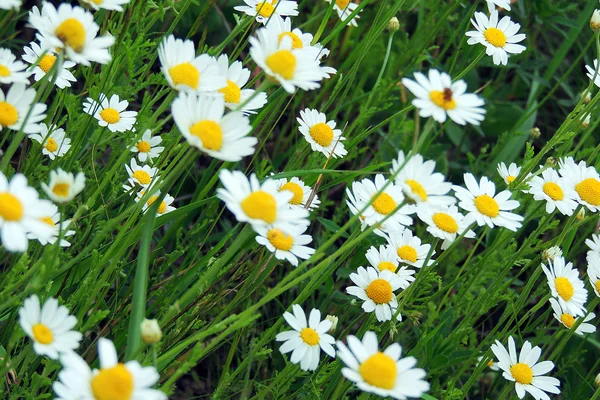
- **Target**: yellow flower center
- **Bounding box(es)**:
[32,323,54,345]
[397,245,417,263]
[100,108,121,124]
[267,228,294,251]
[308,122,334,147]
[0,193,23,222]
[55,18,86,52]
[595,280,600,295]
[52,183,71,197]
[300,327,320,346]
[487,360,494,368]
[336,0,351,9]
[39,54,57,73]
[371,193,397,215]
[378,261,397,273]
[365,278,393,304]
[241,191,277,223]
[189,120,223,151]
[506,176,516,184]
[359,352,397,390]
[554,277,574,301]
[169,62,200,90]
[405,179,428,201]
[474,195,500,217]
[280,182,304,205]
[133,170,151,185]
[90,364,134,400]
[255,1,275,17]
[278,32,303,49]
[136,141,151,153]
[41,216,55,226]
[92,0,104,4]
[576,178,600,206]
[429,88,457,110]
[0,101,19,127]
[432,212,459,233]
[484,27,507,48]
[218,79,242,104]
[147,196,168,214]
[542,182,564,201]
[560,313,575,328]
[45,137,58,153]
[510,363,533,385]
[266,50,296,80]
[0,65,9,77]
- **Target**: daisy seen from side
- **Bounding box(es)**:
[558,157,600,212]
[527,168,578,216]
[384,229,434,269]
[135,190,176,216]
[130,129,164,163]
[234,0,299,25]
[325,0,360,27]
[585,59,600,88]
[497,162,521,185]
[416,204,476,250]
[0,48,31,84]
[273,175,320,211]
[297,108,347,158]
[22,41,77,89]
[41,169,85,204]
[83,94,137,133]
[215,54,267,114]
[548,298,596,335]
[29,123,71,160]
[366,244,400,273]
[541,256,587,317]
[0,83,47,134]
[26,201,75,247]
[255,224,315,266]
[486,0,511,12]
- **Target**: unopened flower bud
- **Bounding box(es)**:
[591,10,600,32]
[595,372,600,387]
[325,315,338,333]
[542,246,562,262]
[529,127,541,139]
[546,157,557,167]
[141,319,162,344]
[577,208,586,221]
[581,91,592,104]
[387,17,400,32]
[582,114,591,128]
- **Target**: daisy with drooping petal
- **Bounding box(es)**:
[41,169,85,204]
[587,251,600,297]
[541,256,587,317]
[486,0,511,12]
[558,157,600,212]
[172,92,256,161]
[273,176,320,211]
[135,190,176,216]
[130,129,164,163]
[497,162,521,185]
[587,233,600,255]
[297,108,347,158]
[29,123,71,160]
[417,204,476,250]
[384,229,434,269]
[453,173,524,231]
[490,336,560,400]
[0,83,47,134]
[18,295,82,359]
[53,337,167,400]
[28,3,115,66]
[0,0,20,10]
[255,224,315,266]
[22,41,77,89]
[366,245,400,273]
[527,168,578,216]
[0,48,31,84]
[275,305,335,371]
[402,69,486,125]
[325,0,360,27]
[83,94,137,133]
[234,0,299,24]
[466,10,526,66]
[123,158,158,192]
[81,0,130,11]
[336,331,430,399]
[26,202,75,247]
[549,298,596,335]
[215,54,267,114]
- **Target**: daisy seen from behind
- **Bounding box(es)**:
[215,54,267,114]
[0,48,31,84]
[81,0,130,11]
[548,298,596,335]
[255,224,315,266]
[273,175,320,211]
[29,123,71,160]
[384,229,434,269]
[83,94,137,133]
[123,158,158,192]
[497,162,521,185]
[541,256,587,317]
[130,129,164,162]
[22,41,77,89]
[234,0,298,25]
[26,201,75,247]
[0,83,47,134]
[558,157,600,212]
[417,204,476,250]
[326,0,360,27]
[586,251,600,297]
[135,190,176,216]
[297,108,347,158]
[527,168,578,216]
[41,169,85,204]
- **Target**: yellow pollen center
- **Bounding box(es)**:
[474,195,500,217]
[359,352,397,390]
[300,327,320,345]
[133,170,151,185]
[92,0,104,4]
[554,277,574,301]
[255,1,275,17]
[39,54,57,73]
[169,62,200,90]
[147,196,167,214]
[100,108,121,124]
[510,363,533,385]
[405,179,428,201]
[32,323,54,345]
[542,182,564,201]
[278,32,303,49]
[45,137,58,152]
[136,141,151,153]
[90,364,134,400]
[0,193,24,222]
[336,0,351,9]
[280,182,304,205]
[397,245,417,263]
[484,27,507,47]
[575,178,600,206]
[432,212,459,233]
[378,261,397,273]
[52,183,70,197]
[41,216,55,226]
[0,65,9,77]
[218,80,242,104]
[506,176,516,184]
[267,228,294,251]
[0,101,19,127]
[308,122,334,147]
[595,280,600,295]
[189,120,223,151]
[365,278,393,304]
[371,193,397,215]
[560,313,575,328]
[55,18,86,52]
[487,360,494,368]
[429,88,457,110]
[241,191,277,223]
[266,50,296,80]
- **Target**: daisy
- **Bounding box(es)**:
[453,173,524,231]
[401,69,486,125]
[297,108,347,158]
[26,201,75,247]
[390,151,456,207]
[478,356,500,371]
[28,3,115,66]
[130,129,164,163]
[29,123,71,160]
[215,54,268,114]
[0,83,47,134]
[0,48,31,84]
[255,224,315,266]
[541,256,587,317]
[347,266,409,322]
[0,0,20,10]
[172,92,256,161]
[325,0,360,27]
[490,336,560,400]
[527,168,578,216]
[384,229,434,269]
[497,162,521,185]
[41,169,85,204]
[336,331,430,399]
[22,41,77,89]
[541,246,562,262]
[234,0,298,25]
[53,338,167,400]
[486,0,511,12]
[273,176,320,210]
[275,305,335,371]
[264,16,331,60]
[558,157,600,212]
[466,10,526,66]
[587,251,600,297]
[136,190,176,216]
[18,295,82,359]
[586,233,600,254]
[217,170,309,229]
[365,244,400,273]
[549,298,596,335]
[0,172,53,252]
[158,35,225,93]
[81,0,130,11]
[416,204,476,250]
[123,158,158,192]
[83,94,137,133]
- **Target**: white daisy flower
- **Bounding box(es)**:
[466,10,526,66]
[123,158,159,192]
[453,173,524,231]
[297,108,347,158]
[234,0,299,25]
[81,0,130,11]
[417,204,476,250]
[558,157,600,212]
[486,0,511,12]
[366,244,400,273]
[541,256,587,317]
[586,233,600,254]
[384,229,434,269]
[273,176,320,210]
[549,298,596,335]
[215,54,267,114]
[18,295,82,359]
[263,16,331,60]
[0,83,47,134]
[586,251,600,297]
[275,305,335,371]
[172,92,256,161]
[497,162,521,185]
[0,0,20,10]
[585,59,600,88]
[527,168,578,216]
[0,172,53,252]
[0,48,31,84]
[28,3,115,66]
[158,35,225,93]
[255,224,315,266]
[490,336,560,400]
[135,190,176,216]
[22,41,77,89]
[29,123,71,160]
[325,0,360,27]
[130,129,164,163]
[41,169,85,204]
[478,355,500,371]
[83,94,137,133]
[26,202,75,247]
[401,69,486,125]
[53,338,167,400]
[541,246,562,262]
[336,331,430,399]
[217,170,309,229]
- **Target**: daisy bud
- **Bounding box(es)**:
[141,319,162,344]
[577,208,586,221]
[325,315,338,333]
[542,246,562,262]
[387,17,400,32]
[529,127,541,139]
[581,90,592,104]
[595,372,600,387]
[591,10,600,32]
[582,114,591,128]
[546,157,557,167]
